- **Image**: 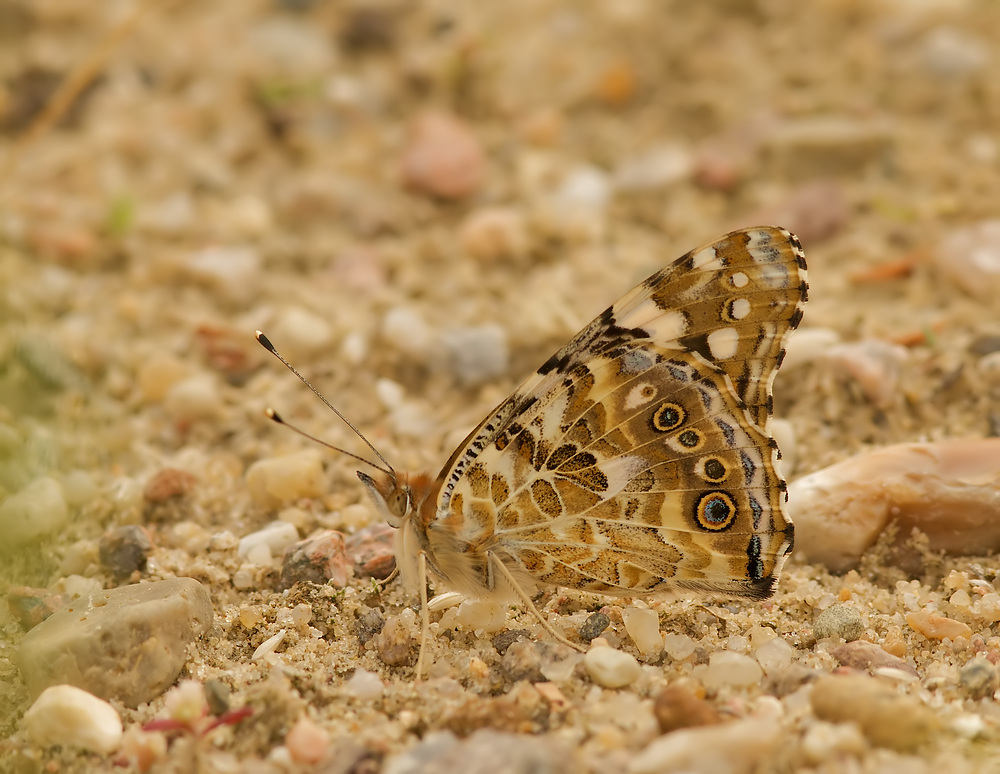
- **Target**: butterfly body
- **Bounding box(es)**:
[358,226,807,614]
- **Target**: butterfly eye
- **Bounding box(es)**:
[387,488,410,520]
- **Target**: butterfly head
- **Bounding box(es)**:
[357,470,410,528]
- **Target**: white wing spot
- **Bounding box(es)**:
[624,382,657,411]
[730,272,749,288]
[707,327,739,360]
[730,297,751,320]
[691,247,723,271]
[640,307,688,341]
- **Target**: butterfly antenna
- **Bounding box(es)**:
[255,331,396,478]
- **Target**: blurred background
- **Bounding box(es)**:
[2,0,1000,758]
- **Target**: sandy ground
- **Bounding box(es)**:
[3,1,1000,772]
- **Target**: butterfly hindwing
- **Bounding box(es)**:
[428,226,807,600]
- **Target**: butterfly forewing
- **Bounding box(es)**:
[426,226,806,601]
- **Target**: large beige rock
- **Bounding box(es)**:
[17,578,213,707]
[789,439,1000,572]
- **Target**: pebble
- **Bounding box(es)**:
[578,611,611,642]
[810,674,938,752]
[701,651,763,692]
[384,729,571,774]
[245,450,326,508]
[765,116,893,180]
[285,716,330,765]
[788,439,1000,572]
[441,599,507,634]
[800,721,868,765]
[492,629,530,655]
[501,640,547,683]
[824,340,908,408]
[137,353,189,402]
[183,245,262,305]
[143,468,197,502]
[458,207,529,262]
[21,684,123,754]
[16,577,213,707]
[0,476,69,551]
[345,523,396,579]
[279,529,350,590]
[584,645,641,688]
[754,180,849,245]
[754,636,794,675]
[831,640,918,677]
[934,220,1000,300]
[917,26,989,79]
[376,612,415,667]
[344,667,384,701]
[813,605,865,642]
[612,144,693,192]
[163,374,224,423]
[958,657,998,699]
[98,525,154,580]
[400,112,486,200]
[355,608,385,645]
[629,718,781,774]
[436,325,509,387]
[7,586,67,629]
[268,307,335,361]
[252,629,286,661]
[238,521,301,564]
[621,606,662,656]
[906,609,973,642]
[652,684,722,733]
[663,632,697,661]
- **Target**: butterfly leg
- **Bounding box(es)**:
[489,554,584,653]
[415,550,431,681]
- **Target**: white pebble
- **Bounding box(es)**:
[252,629,286,661]
[382,307,433,357]
[22,685,123,754]
[184,246,261,304]
[164,374,223,422]
[453,599,507,633]
[245,450,326,507]
[584,645,641,688]
[701,651,764,691]
[269,307,334,360]
[663,633,696,661]
[935,220,1000,300]
[754,636,794,675]
[238,521,300,561]
[436,325,509,387]
[0,476,69,549]
[344,668,384,701]
[780,327,841,370]
[629,718,781,774]
[621,607,662,656]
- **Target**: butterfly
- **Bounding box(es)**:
[258,225,807,676]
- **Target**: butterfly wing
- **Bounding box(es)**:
[428,226,807,599]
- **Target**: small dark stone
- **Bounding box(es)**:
[339,7,396,53]
[959,657,998,699]
[491,628,530,655]
[578,612,611,642]
[356,608,385,645]
[98,525,153,580]
[7,586,66,630]
[279,530,350,590]
[205,678,231,716]
[500,640,545,683]
[970,335,1000,357]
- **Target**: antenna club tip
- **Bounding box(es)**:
[255,331,275,352]
[265,407,284,423]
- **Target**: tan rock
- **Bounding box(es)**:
[905,609,973,641]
